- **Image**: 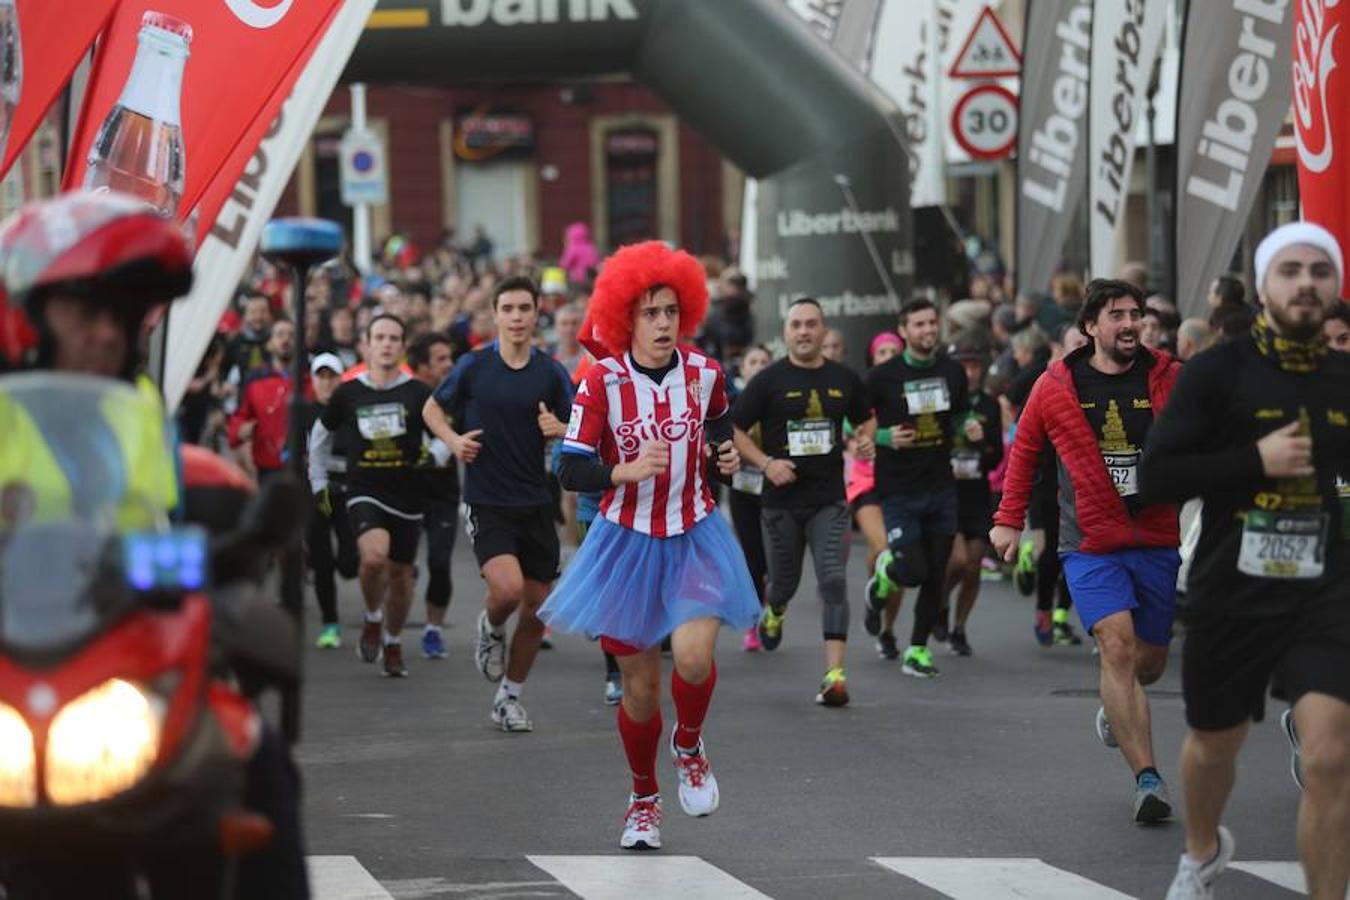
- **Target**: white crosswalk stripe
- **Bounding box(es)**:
[873,857,1133,899]
[309,855,1324,899]
[527,855,772,899]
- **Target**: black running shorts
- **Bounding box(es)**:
[466,503,560,583]
[1182,599,1350,731]
[347,495,422,565]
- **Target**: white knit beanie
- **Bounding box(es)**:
[1254,221,1344,296]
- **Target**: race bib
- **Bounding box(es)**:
[1237,510,1328,580]
[732,466,765,496]
[903,378,951,415]
[1103,452,1139,498]
[357,403,407,441]
[951,449,982,481]
[786,418,833,457]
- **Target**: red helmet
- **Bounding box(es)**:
[0,190,193,364]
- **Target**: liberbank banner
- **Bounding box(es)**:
[1088,0,1166,279]
[1174,0,1292,318]
[1016,0,1092,295]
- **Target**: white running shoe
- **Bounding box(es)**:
[1164,826,1235,900]
[1096,705,1119,748]
[670,734,720,817]
[619,794,662,850]
[475,610,506,683]
[491,696,533,732]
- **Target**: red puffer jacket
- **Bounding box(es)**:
[994,346,1181,554]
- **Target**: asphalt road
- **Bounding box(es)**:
[293,521,1315,900]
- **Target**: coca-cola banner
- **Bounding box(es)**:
[63,0,343,225]
[1016,0,1092,295]
[1174,0,1292,317]
[0,1,120,179]
[1088,0,1167,279]
[1295,0,1350,281]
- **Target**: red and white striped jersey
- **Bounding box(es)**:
[563,349,729,537]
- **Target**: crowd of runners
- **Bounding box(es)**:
[197,217,1350,899]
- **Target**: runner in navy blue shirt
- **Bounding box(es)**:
[423,276,574,733]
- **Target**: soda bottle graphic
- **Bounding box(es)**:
[83,11,191,218]
[0,0,22,161]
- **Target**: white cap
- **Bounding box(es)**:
[1254,221,1344,296]
[310,352,345,376]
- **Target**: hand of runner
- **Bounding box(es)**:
[715,439,739,476]
[314,486,332,518]
[537,401,565,439]
[855,434,876,460]
[615,441,669,483]
[989,524,1020,563]
[963,417,984,443]
[764,457,797,486]
[891,424,917,449]
[453,428,484,464]
[1256,420,1314,478]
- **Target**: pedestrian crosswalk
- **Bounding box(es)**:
[309,854,1328,899]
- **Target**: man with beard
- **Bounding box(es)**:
[1141,223,1350,900]
[863,298,982,679]
[991,279,1183,824]
[228,318,307,483]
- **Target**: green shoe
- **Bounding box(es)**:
[758,606,786,652]
[1014,540,1037,596]
[901,645,939,679]
[815,667,849,707]
[316,624,342,649]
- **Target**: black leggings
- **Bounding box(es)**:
[729,487,768,604]
[1032,505,1073,613]
[910,532,955,647]
[423,496,458,610]
[305,487,358,625]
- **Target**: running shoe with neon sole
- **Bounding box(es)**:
[742,626,762,652]
[815,667,849,707]
[315,624,341,650]
[475,610,506,682]
[1052,608,1083,645]
[1033,609,1053,646]
[421,628,448,660]
[1281,709,1304,790]
[492,695,533,732]
[901,645,939,678]
[670,735,719,816]
[358,620,382,663]
[1164,826,1234,900]
[1134,771,1173,824]
[757,605,786,652]
[1014,540,1038,596]
[1096,705,1119,748]
[382,643,408,678]
[863,552,895,637]
[619,794,662,850]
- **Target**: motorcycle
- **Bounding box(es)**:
[0,373,304,899]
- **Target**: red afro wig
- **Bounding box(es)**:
[581,241,709,358]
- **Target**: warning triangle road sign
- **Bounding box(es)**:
[949,6,1021,79]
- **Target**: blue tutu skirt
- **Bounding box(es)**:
[540,513,761,650]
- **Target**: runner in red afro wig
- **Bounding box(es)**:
[581,241,709,358]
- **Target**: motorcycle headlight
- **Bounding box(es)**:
[0,702,36,807]
[45,679,164,806]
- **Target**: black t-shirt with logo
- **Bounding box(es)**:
[1071,355,1153,517]
[320,372,432,513]
[865,353,970,495]
[732,358,871,509]
[1141,338,1350,617]
[950,389,1004,506]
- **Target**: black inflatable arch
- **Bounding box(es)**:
[348,0,912,368]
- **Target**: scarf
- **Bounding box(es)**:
[1251,312,1325,374]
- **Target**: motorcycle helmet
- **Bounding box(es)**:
[0,190,193,370]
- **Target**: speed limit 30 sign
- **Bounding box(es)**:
[952,83,1018,160]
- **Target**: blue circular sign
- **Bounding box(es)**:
[352,149,375,173]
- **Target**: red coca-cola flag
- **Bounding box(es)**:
[63,0,341,224]
[0,1,121,180]
[1295,0,1350,283]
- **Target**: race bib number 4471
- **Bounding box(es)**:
[1237,510,1328,580]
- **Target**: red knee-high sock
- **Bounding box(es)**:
[671,662,717,753]
[617,704,662,797]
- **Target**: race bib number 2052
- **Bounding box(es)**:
[1237,510,1328,580]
